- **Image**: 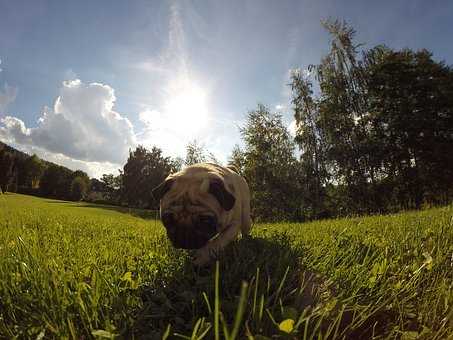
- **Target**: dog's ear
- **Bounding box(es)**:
[208,179,235,211]
[152,178,174,201]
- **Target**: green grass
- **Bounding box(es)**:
[0,193,452,339]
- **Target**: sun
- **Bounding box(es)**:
[163,78,209,135]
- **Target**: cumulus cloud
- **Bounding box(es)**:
[0,79,137,172]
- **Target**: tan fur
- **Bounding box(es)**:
[159,163,251,265]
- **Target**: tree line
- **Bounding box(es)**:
[0,141,90,201]
[1,19,452,221]
[288,20,453,219]
[0,139,218,206]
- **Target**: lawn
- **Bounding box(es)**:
[0,193,452,339]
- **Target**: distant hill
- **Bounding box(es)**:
[0,140,29,159]
[0,140,92,200]
[0,140,73,174]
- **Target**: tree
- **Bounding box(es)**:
[289,18,453,215]
[240,104,301,221]
[0,151,14,192]
[290,69,330,219]
[122,145,175,208]
[100,173,122,203]
[71,176,88,201]
[171,157,184,173]
[365,47,453,208]
[314,19,376,214]
[70,170,90,200]
[40,164,72,199]
[72,170,90,188]
[90,178,106,193]
[184,140,208,166]
[24,154,45,188]
[228,144,246,176]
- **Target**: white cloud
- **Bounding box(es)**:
[0,79,137,177]
[139,109,162,126]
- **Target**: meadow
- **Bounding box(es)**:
[0,193,452,339]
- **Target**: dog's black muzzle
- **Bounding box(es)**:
[161,213,218,249]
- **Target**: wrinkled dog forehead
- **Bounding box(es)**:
[167,177,211,200]
[153,175,208,207]
[152,174,235,212]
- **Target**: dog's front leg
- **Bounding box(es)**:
[193,223,240,266]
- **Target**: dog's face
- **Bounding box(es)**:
[152,174,235,249]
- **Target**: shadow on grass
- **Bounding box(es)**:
[128,234,340,339]
[127,233,410,339]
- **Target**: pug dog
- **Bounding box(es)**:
[152,163,251,266]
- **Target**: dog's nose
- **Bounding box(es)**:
[193,215,218,241]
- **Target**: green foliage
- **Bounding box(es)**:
[39,164,73,199]
[99,173,123,203]
[0,142,91,200]
[122,145,177,209]
[364,47,453,207]
[290,19,453,217]
[185,140,208,166]
[0,142,29,191]
[71,176,89,201]
[240,104,301,221]
[0,150,14,192]
[184,140,220,166]
[227,144,246,177]
[0,194,452,339]
[24,154,45,188]
[290,69,330,219]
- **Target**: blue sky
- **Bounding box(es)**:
[1,0,453,177]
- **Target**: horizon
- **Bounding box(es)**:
[1,0,453,178]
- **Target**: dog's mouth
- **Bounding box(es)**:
[161,213,218,249]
